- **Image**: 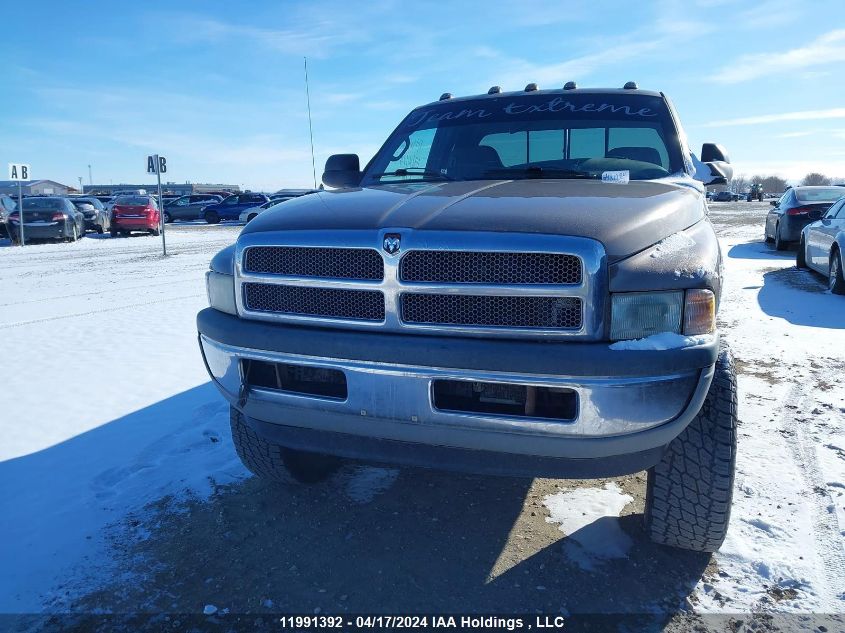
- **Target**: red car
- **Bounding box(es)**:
[110,195,162,237]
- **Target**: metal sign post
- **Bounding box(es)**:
[147,154,167,256]
[8,163,30,246]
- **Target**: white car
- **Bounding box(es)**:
[238,197,292,223]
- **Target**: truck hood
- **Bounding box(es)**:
[242,179,705,262]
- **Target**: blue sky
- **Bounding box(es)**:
[2,0,844,190]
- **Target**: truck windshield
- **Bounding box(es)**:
[363,93,683,184]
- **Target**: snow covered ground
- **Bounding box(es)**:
[0,204,843,626]
[0,227,250,611]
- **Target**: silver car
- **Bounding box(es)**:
[798,194,845,293]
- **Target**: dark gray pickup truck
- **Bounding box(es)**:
[198,84,737,552]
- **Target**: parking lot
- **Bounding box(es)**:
[0,202,843,631]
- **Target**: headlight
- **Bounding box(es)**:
[206,271,237,315]
[610,289,716,341]
[610,291,683,341]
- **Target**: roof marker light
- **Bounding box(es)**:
[563,81,577,90]
[487,86,501,94]
[439,92,452,100]
[524,83,538,92]
[623,81,638,89]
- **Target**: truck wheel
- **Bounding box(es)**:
[644,341,737,552]
[230,407,341,484]
[204,211,220,224]
[796,237,807,268]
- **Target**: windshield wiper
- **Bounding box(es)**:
[484,166,596,180]
[371,167,454,181]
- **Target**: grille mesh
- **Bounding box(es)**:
[244,246,383,280]
[244,283,384,321]
[400,251,581,284]
[401,294,582,329]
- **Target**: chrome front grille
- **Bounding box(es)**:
[402,294,582,329]
[234,230,607,340]
[400,251,581,284]
[243,283,385,321]
[244,246,383,280]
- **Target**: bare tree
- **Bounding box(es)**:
[801,172,832,186]
[732,174,749,194]
[762,175,788,193]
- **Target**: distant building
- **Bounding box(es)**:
[82,183,241,196]
[0,179,72,196]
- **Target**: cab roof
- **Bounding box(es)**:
[419,86,664,108]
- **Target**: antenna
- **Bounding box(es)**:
[304,57,317,189]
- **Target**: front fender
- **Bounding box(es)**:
[608,219,723,308]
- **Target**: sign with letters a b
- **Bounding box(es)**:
[8,163,30,181]
[147,155,167,175]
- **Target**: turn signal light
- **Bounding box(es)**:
[683,289,716,335]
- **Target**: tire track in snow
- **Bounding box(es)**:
[0,278,198,307]
[781,382,845,609]
[0,293,204,329]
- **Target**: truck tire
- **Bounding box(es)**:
[204,211,220,224]
[230,406,341,484]
[644,342,737,552]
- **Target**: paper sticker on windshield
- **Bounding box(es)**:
[602,170,630,184]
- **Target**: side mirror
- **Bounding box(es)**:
[809,209,823,221]
[770,200,777,207]
[322,154,361,189]
[701,143,729,163]
[704,161,733,186]
[694,143,732,185]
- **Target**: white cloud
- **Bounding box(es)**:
[774,131,816,139]
[167,14,369,59]
[703,108,845,127]
[485,15,710,92]
[711,29,845,83]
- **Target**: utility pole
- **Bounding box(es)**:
[88,164,92,185]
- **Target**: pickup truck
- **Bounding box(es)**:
[198,83,738,552]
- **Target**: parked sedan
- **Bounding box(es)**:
[162,194,222,222]
[0,194,16,237]
[201,192,269,223]
[797,195,845,293]
[765,186,844,250]
[71,197,110,234]
[7,197,85,243]
[711,191,734,202]
[110,195,161,237]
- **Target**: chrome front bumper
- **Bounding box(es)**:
[199,334,714,460]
